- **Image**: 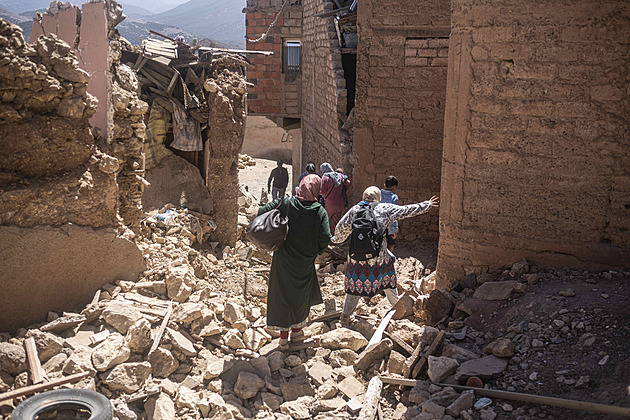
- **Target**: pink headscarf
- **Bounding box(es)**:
[297,174,322,202]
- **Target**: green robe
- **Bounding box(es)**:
[258,196,331,329]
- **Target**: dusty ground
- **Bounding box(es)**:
[239,156,293,202]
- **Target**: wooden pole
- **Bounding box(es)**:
[367,310,394,347]
[24,337,45,385]
[412,330,445,378]
[378,377,630,418]
[0,372,90,403]
[149,301,172,355]
[357,376,383,420]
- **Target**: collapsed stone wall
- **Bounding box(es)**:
[301,0,348,175]
[353,0,450,242]
[437,0,630,286]
[0,19,143,331]
[204,59,247,247]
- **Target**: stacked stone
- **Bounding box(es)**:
[105,1,148,230]
[0,18,119,227]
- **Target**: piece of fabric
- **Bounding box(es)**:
[268,166,289,189]
[259,196,331,329]
[343,288,399,314]
[297,174,322,201]
[320,162,342,187]
[320,173,351,231]
[380,189,400,234]
[362,186,381,202]
[170,105,202,151]
[271,186,286,200]
[332,200,433,297]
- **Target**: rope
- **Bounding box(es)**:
[246,0,287,43]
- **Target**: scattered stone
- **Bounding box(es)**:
[268,351,285,371]
[314,396,345,412]
[473,281,526,301]
[170,302,203,324]
[102,303,143,334]
[166,328,196,356]
[280,396,312,419]
[441,343,479,363]
[475,397,493,410]
[285,354,301,367]
[337,376,364,399]
[101,362,151,393]
[346,398,362,414]
[40,314,86,334]
[455,356,508,382]
[356,338,393,371]
[25,329,64,363]
[559,289,575,297]
[387,350,406,375]
[92,333,131,371]
[532,338,544,348]
[428,355,460,383]
[308,361,333,386]
[318,383,337,399]
[261,391,284,411]
[414,289,454,325]
[165,264,195,302]
[0,342,27,376]
[281,381,314,401]
[480,408,497,420]
[509,260,529,278]
[320,328,368,352]
[224,301,245,325]
[422,400,445,418]
[575,375,590,389]
[446,390,474,416]
[204,357,234,380]
[392,294,415,320]
[598,355,609,365]
[0,371,14,393]
[234,371,264,399]
[125,318,153,353]
[483,338,515,357]
[63,345,96,376]
[223,328,246,350]
[43,353,68,376]
[148,348,179,378]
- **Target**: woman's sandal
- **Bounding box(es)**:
[279,337,290,351]
[290,330,308,343]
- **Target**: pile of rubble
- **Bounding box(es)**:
[238,154,257,169]
[1,190,628,420]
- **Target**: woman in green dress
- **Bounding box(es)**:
[257,174,331,349]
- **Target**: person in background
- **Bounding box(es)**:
[267,159,289,200]
[320,162,351,231]
[332,186,439,325]
[297,161,319,186]
[380,175,399,252]
[336,167,350,210]
[257,174,331,350]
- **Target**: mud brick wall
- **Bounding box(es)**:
[436,0,630,286]
[353,0,450,242]
[301,0,346,174]
[245,0,302,117]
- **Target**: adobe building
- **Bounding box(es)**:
[436,0,630,285]
[245,0,630,287]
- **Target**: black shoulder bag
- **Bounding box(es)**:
[246,197,289,251]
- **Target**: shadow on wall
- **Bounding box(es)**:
[243,116,293,163]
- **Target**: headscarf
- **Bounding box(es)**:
[362,186,381,202]
[297,174,322,202]
[320,162,342,187]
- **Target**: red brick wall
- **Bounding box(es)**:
[437,0,630,286]
[245,5,302,117]
[353,0,450,242]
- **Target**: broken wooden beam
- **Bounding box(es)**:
[357,376,383,420]
[383,331,414,356]
[0,372,90,403]
[367,310,394,347]
[149,301,172,355]
[412,330,446,378]
[310,310,342,323]
[24,337,45,385]
[402,339,424,378]
[379,377,630,418]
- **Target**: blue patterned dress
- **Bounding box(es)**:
[332,200,433,297]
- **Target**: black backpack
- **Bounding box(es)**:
[349,202,383,261]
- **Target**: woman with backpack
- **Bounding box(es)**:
[319,162,352,231]
[331,186,439,324]
[257,174,332,350]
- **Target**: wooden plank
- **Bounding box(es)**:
[367,310,394,347]
[141,66,172,86]
[379,377,630,418]
[357,376,383,420]
[0,372,90,403]
[383,331,413,356]
[24,337,45,385]
[412,330,445,378]
[167,72,179,96]
[120,293,169,308]
[315,6,350,18]
[197,46,273,55]
[90,330,110,345]
[140,68,167,90]
[402,339,424,378]
[310,310,342,323]
[149,301,172,355]
[90,289,101,305]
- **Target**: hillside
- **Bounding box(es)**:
[0,0,186,14]
[151,0,245,47]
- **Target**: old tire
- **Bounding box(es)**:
[11,389,112,420]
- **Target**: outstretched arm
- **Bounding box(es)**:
[380,196,439,228]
